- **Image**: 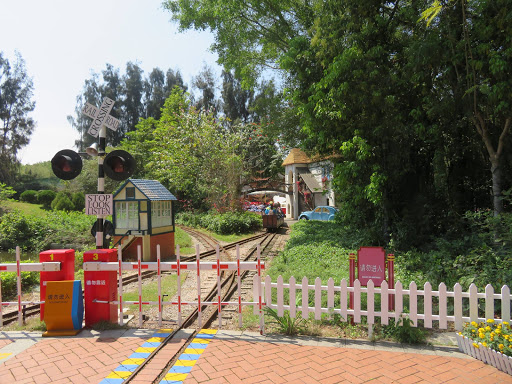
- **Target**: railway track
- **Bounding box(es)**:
[0,227,272,327]
[122,230,281,383]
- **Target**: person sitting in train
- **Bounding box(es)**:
[273,202,284,218]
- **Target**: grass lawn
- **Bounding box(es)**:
[2,200,46,217]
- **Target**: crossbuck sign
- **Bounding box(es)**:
[82,97,120,137]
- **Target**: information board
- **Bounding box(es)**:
[357,246,386,286]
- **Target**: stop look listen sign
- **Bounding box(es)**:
[85,194,113,216]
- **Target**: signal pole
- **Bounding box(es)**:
[52,97,134,250]
[95,124,107,248]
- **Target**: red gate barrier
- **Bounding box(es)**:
[39,249,75,319]
[83,249,117,327]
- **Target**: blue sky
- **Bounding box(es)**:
[0,0,220,164]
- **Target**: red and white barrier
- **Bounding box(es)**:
[0,246,61,326]
[83,244,266,330]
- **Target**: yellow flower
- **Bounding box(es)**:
[495,329,501,335]
[479,333,485,339]
[499,344,504,350]
[503,321,509,326]
[486,326,492,331]
[471,321,478,327]
[472,343,479,348]
[487,319,495,324]
[482,342,488,347]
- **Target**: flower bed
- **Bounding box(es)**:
[456,319,512,375]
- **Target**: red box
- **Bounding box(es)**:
[83,249,118,327]
[39,249,75,319]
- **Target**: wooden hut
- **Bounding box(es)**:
[112,179,177,261]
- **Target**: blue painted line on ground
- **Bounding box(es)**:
[98,379,125,384]
[168,366,192,373]
[152,333,171,337]
[178,353,201,360]
[113,364,139,372]
[160,381,183,384]
[194,334,214,339]
[188,343,207,349]
[129,352,151,359]
[141,342,162,348]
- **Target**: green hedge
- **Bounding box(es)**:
[20,190,38,203]
[0,209,96,252]
[176,211,262,235]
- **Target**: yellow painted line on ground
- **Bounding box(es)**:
[146,337,166,343]
[163,372,189,381]
[174,359,197,367]
[198,329,217,334]
[184,348,205,355]
[121,358,146,365]
[0,353,12,361]
[106,371,132,379]
[192,338,210,344]
[135,347,157,353]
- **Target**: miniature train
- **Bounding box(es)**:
[262,214,284,232]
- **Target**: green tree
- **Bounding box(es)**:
[420,0,512,216]
[122,61,145,134]
[221,70,254,124]
[164,0,309,88]
[122,87,245,210]
[0,51,36,184]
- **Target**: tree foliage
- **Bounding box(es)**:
[121,87,245,210]
[165,0,512,250]
[68,62,188,150]
[0,51,35,184]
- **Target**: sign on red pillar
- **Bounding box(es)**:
[39,249,75,320]
[83,249,117,327]
[357,247,386,286]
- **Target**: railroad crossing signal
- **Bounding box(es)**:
[104,150,135,181]
[51,149,83,180]
[82,97,120,138]
[51,97,135,249]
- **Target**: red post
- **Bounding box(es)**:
[349,253,356,322]
[84,249,117,327]
[39,249,75,320]
[387,253,395,310]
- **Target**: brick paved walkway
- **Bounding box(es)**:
[184,333,512,384]
[0,329,510,383]
[0,332,150,384]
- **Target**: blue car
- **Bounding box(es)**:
[298,206,338,221]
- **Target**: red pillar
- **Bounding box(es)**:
[387,253,395,310]
[349,253,356,321]
[39,249,75,320]
[84,249,118,327]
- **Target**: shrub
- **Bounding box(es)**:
[383,315,426,344]
[0,210,45,250]
[177,211,261,235]
[20,190,38,203]
[71,192,85,211]
[37,190,56,210]
[51,192,74,211]
[0,265,39,300]
[0,209,95,252]
[200,211,261,234]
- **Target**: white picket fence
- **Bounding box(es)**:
[257,276,511,331]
